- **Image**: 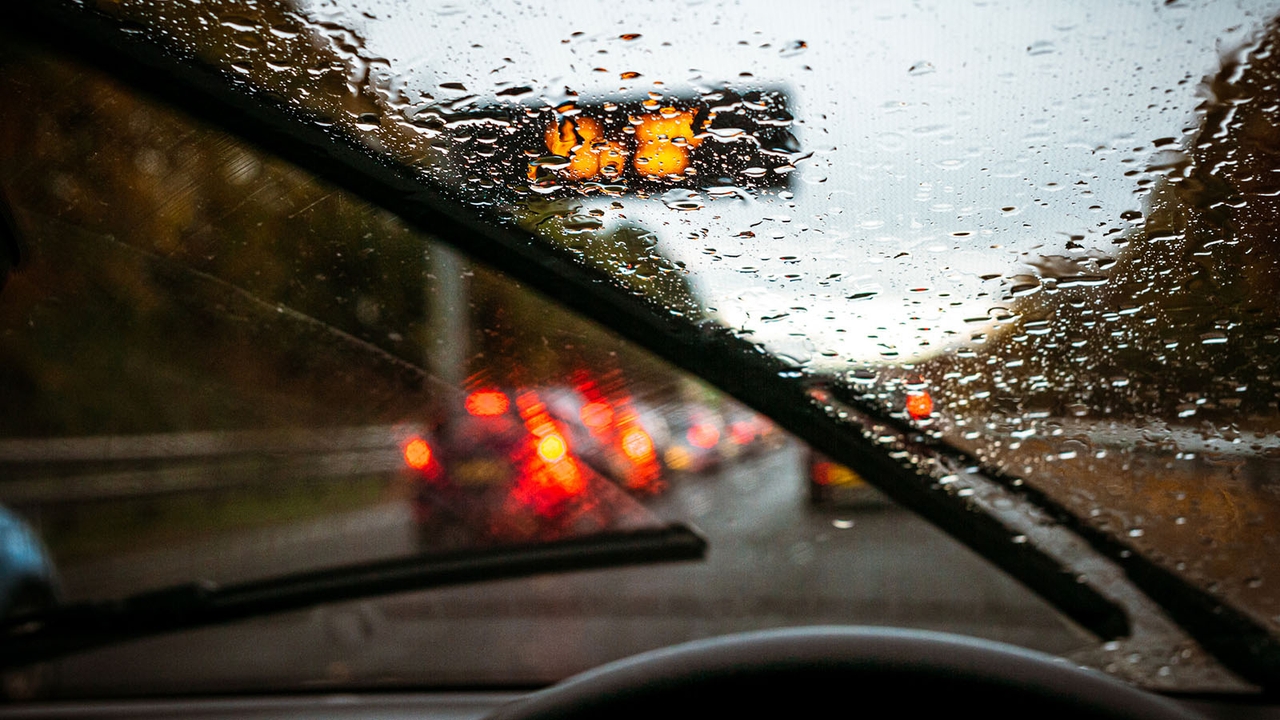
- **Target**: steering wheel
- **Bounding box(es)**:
[488,627,1205,720]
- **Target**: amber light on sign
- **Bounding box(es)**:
[633,109,701,177]
[541,117,628,181]
[535,107,704,182]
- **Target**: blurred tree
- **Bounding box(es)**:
[923,19,1280,428]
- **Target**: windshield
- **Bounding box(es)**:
[3,0,1280,698]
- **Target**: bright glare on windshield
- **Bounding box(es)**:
[308,0,1267,364]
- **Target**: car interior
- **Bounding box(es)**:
[3,1,1280,718]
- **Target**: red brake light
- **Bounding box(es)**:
[687,423,720,449]
[812,461,834,486]
[403,437,433,470]
[621,427,655,461]
[467,390,510,417]
[537,433,568,463]
[580,401,614,430]
[547,457,584,494]
[906,391,934,420]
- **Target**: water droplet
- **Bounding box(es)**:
[562,216,604,234]
[495,86,533,98]
[1027,40,1056,56]
[847,369,877,385]
[661,189,705,211]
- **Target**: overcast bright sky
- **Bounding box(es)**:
[305,0,1275,366]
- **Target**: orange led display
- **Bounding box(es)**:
[633,108,701,178]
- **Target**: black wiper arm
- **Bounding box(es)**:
[0,524,706,668]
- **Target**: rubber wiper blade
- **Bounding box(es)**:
[0,524,706,667]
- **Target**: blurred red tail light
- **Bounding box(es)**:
[403,437,433,470]
[687,423,720,449]
[546,457,585,494]
[537,432,568,463]
[466,390,510,417]
[621,427,655,461]
[580,401,614,430]
[906,391,934,420]
[812,460,835,486]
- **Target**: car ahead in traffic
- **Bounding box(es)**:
[720,404,783,460]
[654,402,726,475]
[406,388,639,547]
[537,383,666,494]
[5,1,1280,719]
[804,449,886,508]
[806,384,936,506]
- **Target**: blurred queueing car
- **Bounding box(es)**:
[403,388,626,547]
[403,383,784,546]
[652,402,727,475]
[806,388,934,507]
[538,383,666,494]
[804,450,886,508]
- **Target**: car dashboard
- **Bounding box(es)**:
[2,629,1277,720]
[0,688,1275,720]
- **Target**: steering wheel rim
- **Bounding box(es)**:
[489,627,1205,720]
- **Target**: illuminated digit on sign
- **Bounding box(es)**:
[633,109,701,178]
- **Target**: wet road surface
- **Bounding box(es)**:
[52,442,1086,696]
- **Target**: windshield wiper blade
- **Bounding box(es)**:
[0,524,706,668]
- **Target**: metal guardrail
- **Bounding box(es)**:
[0,425,425,505]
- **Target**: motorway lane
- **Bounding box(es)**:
[51,442,1087,697]
[59,456,660,602]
